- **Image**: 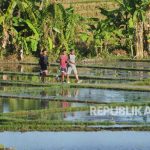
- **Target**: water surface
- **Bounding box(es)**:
[0,131,149,150]
[0,87,150,103]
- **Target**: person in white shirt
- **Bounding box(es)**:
[67,49,82,84]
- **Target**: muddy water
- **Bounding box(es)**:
[0,131,150,150]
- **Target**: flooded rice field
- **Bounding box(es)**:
[64,111,150,124]
[0,60,150,149]
[0,97,87,113]
[0,86,150,125]
[0,87,150,103]
[1,61,150,80]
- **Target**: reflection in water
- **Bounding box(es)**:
[51,89,150,123]
[63,111,150,124]
[0,88,85,113]
[0,131,150,150]
[0,87,150,123]
[0,97,149,124]
[1,87,150,111]
[1,62,150,81]
[56,88,150,102]
[0,98,41,113]
[38,88,150,103]
[60,89,79,118]
[40,91,49,109]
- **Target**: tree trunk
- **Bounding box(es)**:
[135,21,144,59]
[146,5,150,53]
[2,26,9,49]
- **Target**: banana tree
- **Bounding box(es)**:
[88,16,123,56]
[115,0,150,59]
[0,0,40,59]
[37,2,54,53]
[0,0,16,54]
[49,3,81,52]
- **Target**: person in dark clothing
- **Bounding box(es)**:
[39,50,49,83]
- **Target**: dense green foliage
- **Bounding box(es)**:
[0,0,84,58]
[0,0,149,59]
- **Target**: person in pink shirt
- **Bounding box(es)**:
[60,49,68,82]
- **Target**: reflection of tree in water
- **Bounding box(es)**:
[0,99,3,113]
[0,87,5,91]
[61,88,71,98]
[60,88,79,98]
[2,98,41,113]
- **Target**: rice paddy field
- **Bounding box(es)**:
[0,0,150,148]
[0,59,150,149]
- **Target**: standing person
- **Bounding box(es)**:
[67,49,82,83]
[39,50,49,83]
[60,49,68,83]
